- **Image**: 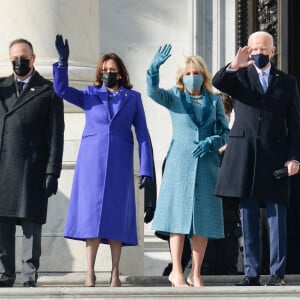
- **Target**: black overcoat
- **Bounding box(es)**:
[0,71,64,223]
[213,64,300,205]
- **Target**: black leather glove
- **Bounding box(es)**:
[55,34,69,66]
[139,176,152,189]
[273,167,288,179]
[144,207,155,223]
[43,174,58,197]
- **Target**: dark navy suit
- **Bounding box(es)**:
[213,63,300,278]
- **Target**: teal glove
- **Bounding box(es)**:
[149,44,172,74]
[192,138,212,158]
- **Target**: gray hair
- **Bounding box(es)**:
[248,31,274,47]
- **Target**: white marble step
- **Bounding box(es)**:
[1,285,300,300]
[1,273,300,299]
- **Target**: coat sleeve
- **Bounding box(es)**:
[144,139,157,210]
[286,77,300,161]
[146,67,174,108]
[46,90,64,177]
[53,62,85,108]
[133,93,154,178]
[212,63,239,98]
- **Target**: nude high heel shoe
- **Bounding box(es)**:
[84,273,96,287]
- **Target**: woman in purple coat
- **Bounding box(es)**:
[53,35,153,287]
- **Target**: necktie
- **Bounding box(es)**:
[17,81,25,94]
[260,72,268,93]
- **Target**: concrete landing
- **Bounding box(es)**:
[1,286,300,300]
[0,273,300,299]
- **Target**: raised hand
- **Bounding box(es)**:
[55,34,69,66]
[230,46,253,69]
[149,44,172,73]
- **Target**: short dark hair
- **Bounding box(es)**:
[9,38,34,54]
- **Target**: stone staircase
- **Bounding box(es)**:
[1,273,300,299]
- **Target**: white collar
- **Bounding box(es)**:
[254,65,271,76]
[17,75,32,84]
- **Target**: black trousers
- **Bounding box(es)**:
[0,217,41,285]
[201,235,239,275]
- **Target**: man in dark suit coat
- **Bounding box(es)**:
[0,39,64,287]
[213,31,300,286]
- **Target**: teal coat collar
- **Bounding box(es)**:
[182,89,214,126]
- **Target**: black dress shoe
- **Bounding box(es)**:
[23,281,36,287]
[0,280,14,287]
[235,276,261,286]
[265,275,285,286]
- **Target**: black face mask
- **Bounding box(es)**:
[251,54,270,69]
[101,72,119,88]
[12,58,31,76]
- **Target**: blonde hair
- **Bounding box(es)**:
[176,55,214,94]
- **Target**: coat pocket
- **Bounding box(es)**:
[229,127,245,138]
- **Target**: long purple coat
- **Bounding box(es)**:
[53,63,153,246]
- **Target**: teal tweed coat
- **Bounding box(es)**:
[147,71,229,238]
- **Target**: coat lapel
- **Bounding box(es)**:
[95,86,131,122]
[248,65,264,94]
[181,90,197,124]
[0,72,50,114]
[248,64,279,94]
[111,88,130,120]
[267,65,280,92]
[12,85,48,112]
[200,90,213,125]
[95,86,112,120]
[181,89,213,127]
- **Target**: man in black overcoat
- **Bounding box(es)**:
[213,31,300,286]
[0,39,64,287]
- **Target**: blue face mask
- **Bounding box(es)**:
[251,54,270,69]
[183,74,204,91]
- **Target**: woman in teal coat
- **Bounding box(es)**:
[147,45,229,287]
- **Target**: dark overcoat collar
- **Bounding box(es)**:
[0,71,51,114]
[248,63,280,94]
